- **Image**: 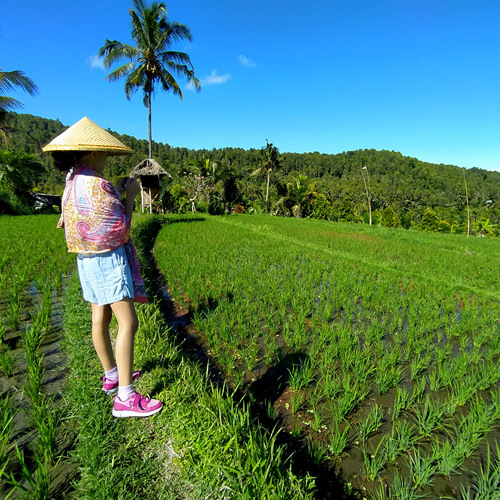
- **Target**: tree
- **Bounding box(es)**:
[421,208,440,232]
[0,149,45,193]
[0,69,38,124]
[286,174,316,218]
[99,0,200,159]
[381,206,400,228]
[251,140,281,212]
[0,68,38,146]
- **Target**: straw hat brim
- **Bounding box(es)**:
[42,116,133,156]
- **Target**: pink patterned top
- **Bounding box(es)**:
[61,163,147,303]
[62,164,130,254]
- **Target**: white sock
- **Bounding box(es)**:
[105,367,118,381]
[118,384,134,401]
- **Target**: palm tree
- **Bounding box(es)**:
[286,174,316,218]
[0,68,38,122]
[99,0,200,159]
[251,140,281,212]
[0,68,38,144]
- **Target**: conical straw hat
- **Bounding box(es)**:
[42,116,133,155]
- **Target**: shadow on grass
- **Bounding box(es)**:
[132,215,359,500]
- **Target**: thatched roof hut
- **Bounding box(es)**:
[129,158,172,213]
[129,158,171,179]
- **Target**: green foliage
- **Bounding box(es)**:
[311,193,332,220]
[6,112,500,236]
[98,0,200,157]
[420,208,440,232]
[337,195,359,222]
[381,206,400,228]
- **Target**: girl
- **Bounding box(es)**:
[43,117,162,418]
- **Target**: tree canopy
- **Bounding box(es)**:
[98,0,200,159]
[5,111,500,236]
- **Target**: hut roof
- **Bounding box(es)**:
[129,158,171,178]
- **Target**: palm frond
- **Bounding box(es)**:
[105,62,137,83]
[0,96,24,112]
[0,70,38,95]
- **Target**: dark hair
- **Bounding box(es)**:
[50,151,89,172]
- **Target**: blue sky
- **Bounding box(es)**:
[3,0,500,170]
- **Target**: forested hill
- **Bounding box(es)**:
[4,112,500,226]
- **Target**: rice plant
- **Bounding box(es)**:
[357,404,384,444]
[0,346,15,377]
[411,394,445,437]
[7,444,51,500]
[328,421,351,457]
[288,359,315,390]
[457,443,500,500]
[391,470,428,500]
[385,420,417,462]
[0,394,16,466]
[390,386,411,420]
[432,437,464,478]
[405,448,437,489]
[361,437,387,481]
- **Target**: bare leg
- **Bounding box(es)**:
[91,303,115,371]
[110,298,139,387]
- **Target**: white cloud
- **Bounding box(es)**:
[238,54,257,68]
[188,70,231,89]
[88,55,105,70]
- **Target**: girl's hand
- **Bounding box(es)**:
[117,177,141,197]
[117,177,129,194]
[125,178,141,198]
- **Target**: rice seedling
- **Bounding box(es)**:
[457,442,500,500]
[432,437,464,478]
[288,359,315,391]
[385,420,417,462]
[391,470,428,500]
[30,402,58,465]
[371,481,394,500]
[411,394,445,438]
[357,404,384,444]
[376,362,402,395]
[290,391,306,415]
[320,369,342,399]
[306,438,329,466]
[405,448,437,489]
[7,444,51,500]
[6,287,22,331]
[390,386,411,420]
[410,377,426,405]
[0,319,6,344]
[449,374,478,407]
[361,437,387,481]
[0,394,16,465]
[410,355,430,381]
[328,421,351,457]
[0,346,15,377]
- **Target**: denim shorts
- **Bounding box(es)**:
[76,246,134,306]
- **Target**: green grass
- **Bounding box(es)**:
[59,214,316,499]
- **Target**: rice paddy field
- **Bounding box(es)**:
[0,215,74,499]
[2,212,500,499]
[154,214,500,499]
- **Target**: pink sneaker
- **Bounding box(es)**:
[112,391,163,418]
[102,370,141,395]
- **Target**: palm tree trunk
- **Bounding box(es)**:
[266,172,270,213]
[148,92,152,159]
